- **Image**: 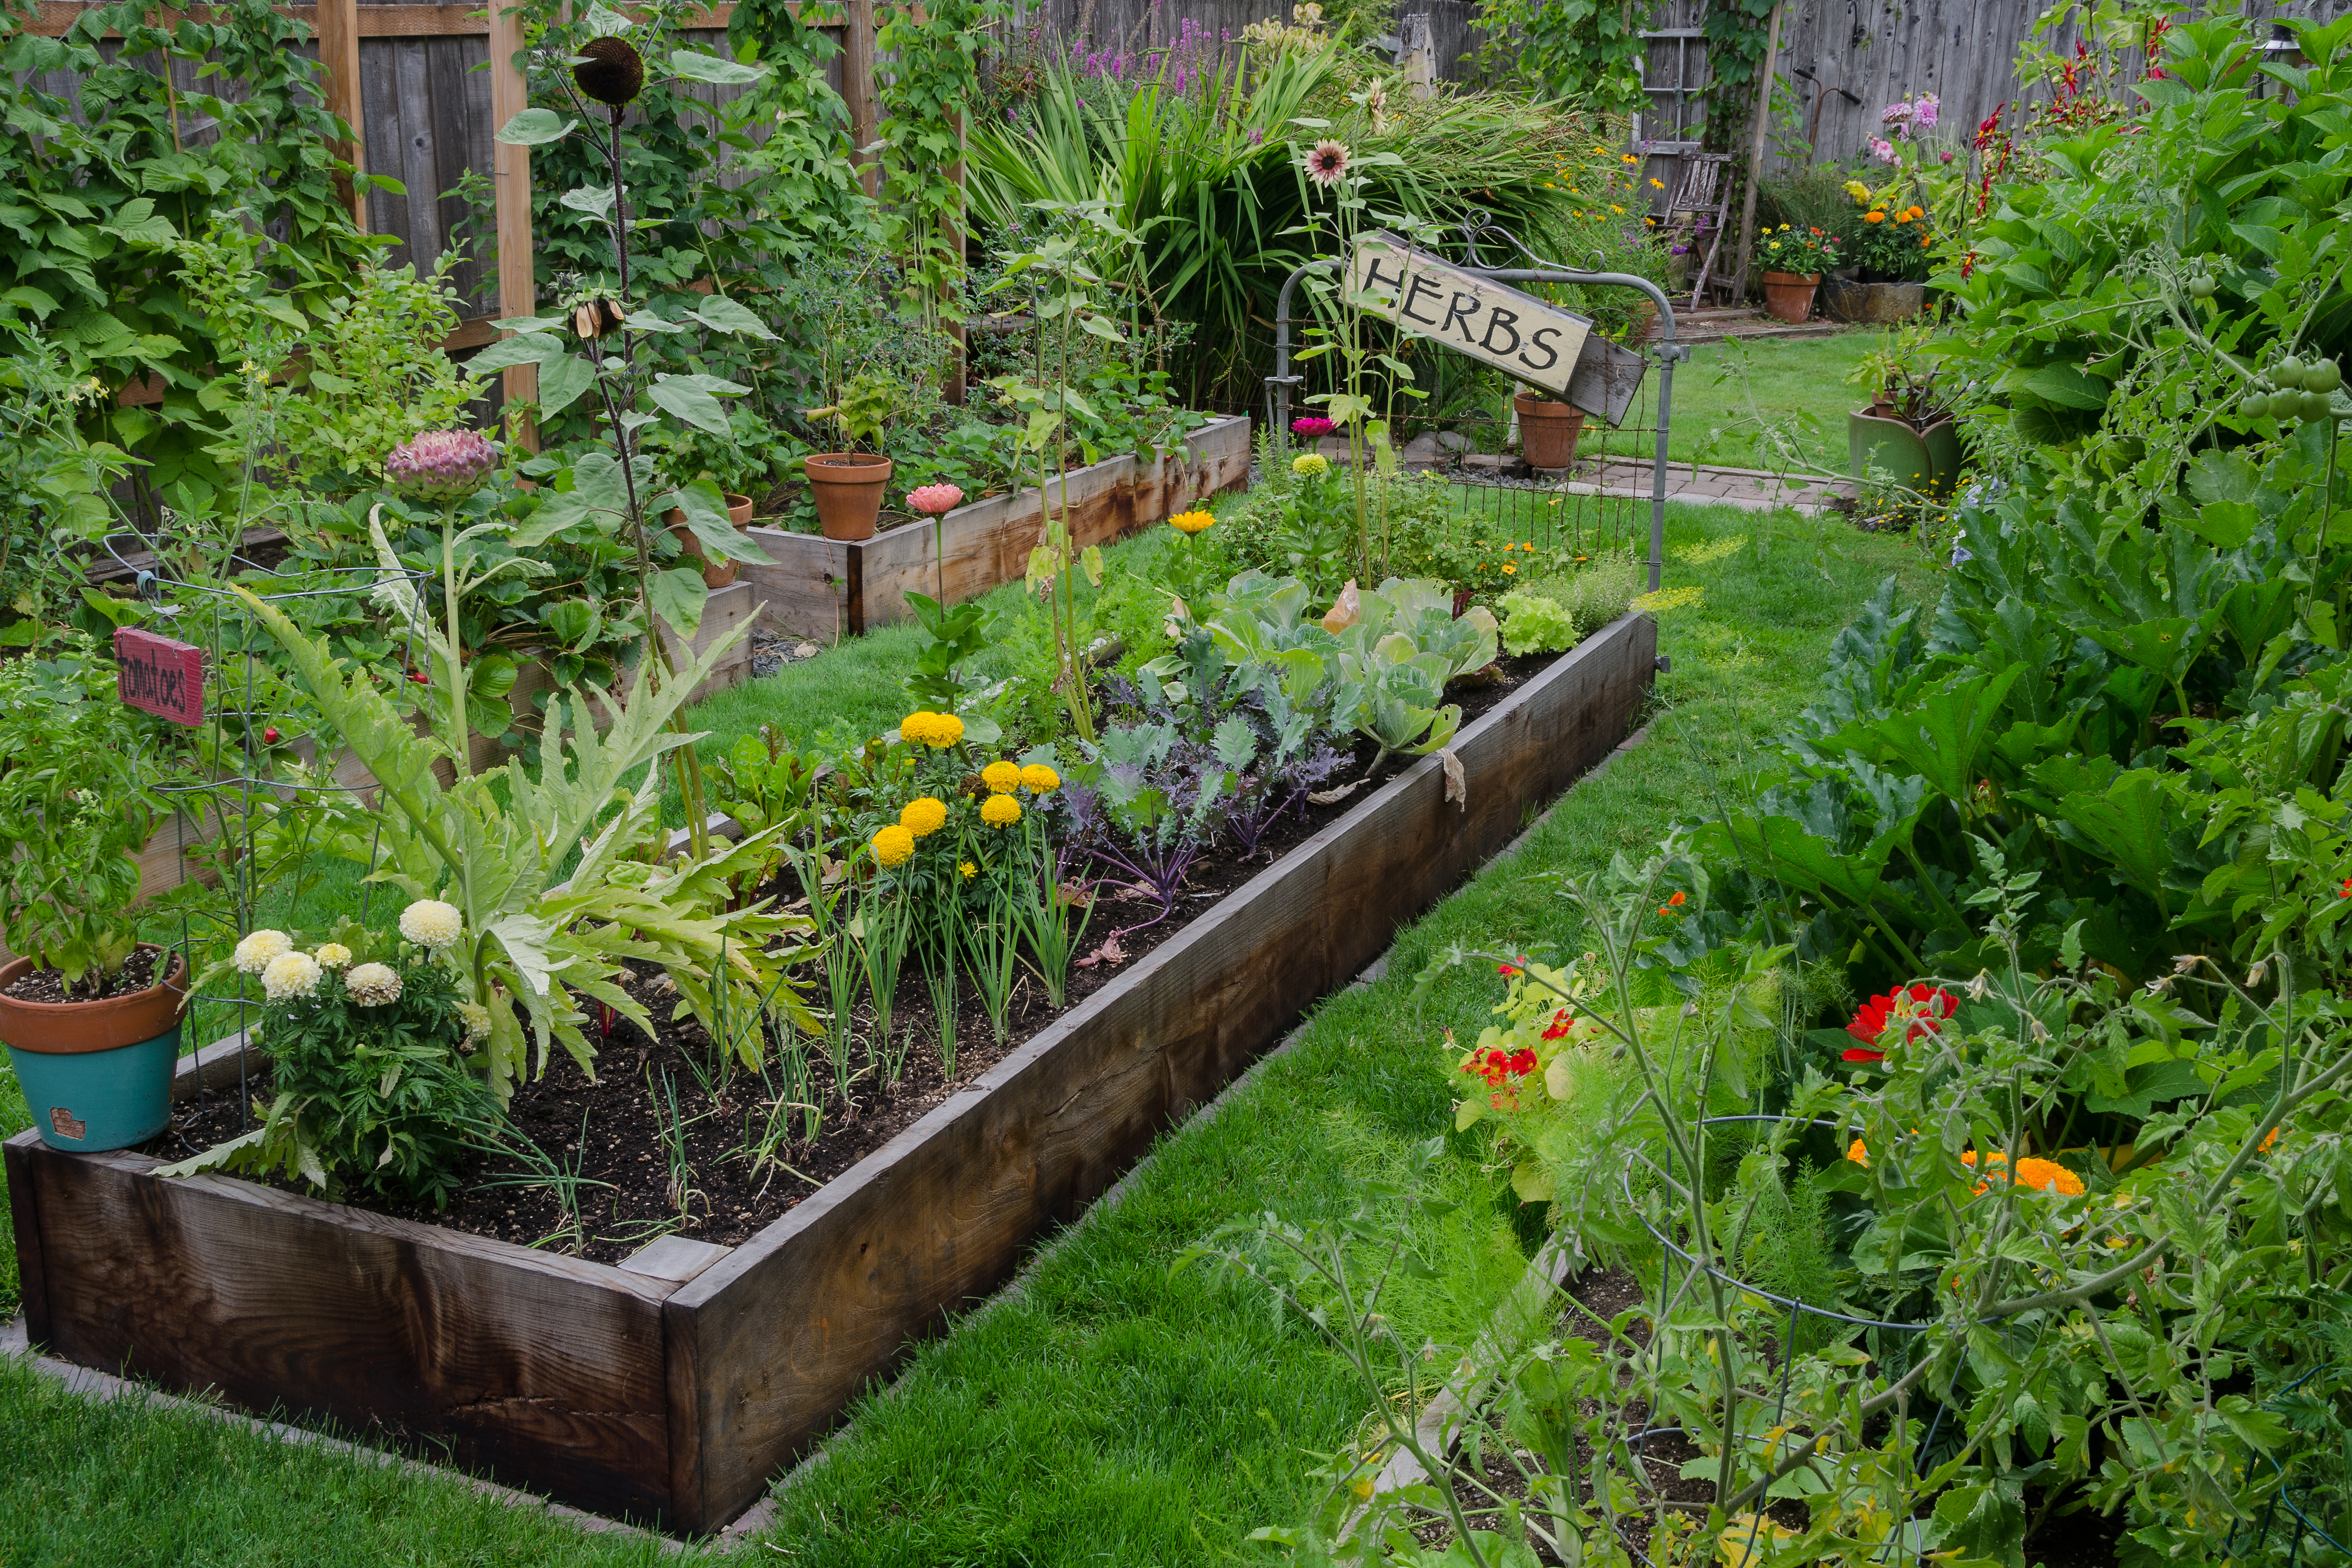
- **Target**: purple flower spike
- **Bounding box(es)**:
[385,430,501,502]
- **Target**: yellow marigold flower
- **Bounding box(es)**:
[981,760,1022,793]
[1021,763,1060,794]
[871,824,915,867]
[1292,453,1330,478]
[901,796,949,837]
[981,793,1022,828]
[314,943,353,969]
[1169,509,1215,534]
[958,860,977,880]
[900,710,940,745]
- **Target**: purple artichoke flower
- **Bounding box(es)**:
[385,430,501,501]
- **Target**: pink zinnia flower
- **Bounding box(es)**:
[1302,139,1349,188]
[907,483,965,516]
[1292,416,1335,437]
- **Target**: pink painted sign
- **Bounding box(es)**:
[114,627,205,727]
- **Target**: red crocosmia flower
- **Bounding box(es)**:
[1844,984,1961,1062]
[1542,1009,1573,1041]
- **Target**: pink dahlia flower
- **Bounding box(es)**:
[385,430,500,501]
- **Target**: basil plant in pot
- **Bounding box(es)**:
[0,634,188,1151]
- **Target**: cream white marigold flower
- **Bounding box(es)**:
[344,963,403,1007]
[261,950,323,1002]
[314,943,353,969]
[399,899,464,949]
[234,929,292,974]
[456,1001,492,1042]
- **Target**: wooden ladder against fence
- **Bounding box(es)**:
[1667,151,1735,309]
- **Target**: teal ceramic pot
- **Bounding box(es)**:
[0,947,187,1152]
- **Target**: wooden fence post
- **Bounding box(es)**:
[488,0,539,450]
[314,0,366,227]
[1399,11,1435,99]
[843,0,880,199]
[1728,0,1785,305]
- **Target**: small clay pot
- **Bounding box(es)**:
[0,945,188,1152]
[1760,271,1821,325]
[807,453,895,542]
[1513,389,1586,471]
[664,510,740,589]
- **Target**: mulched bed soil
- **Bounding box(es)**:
[4,944,166,1004]
[149,649,1561,1267]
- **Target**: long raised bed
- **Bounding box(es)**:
[4,609,1656,1533]
[744,413,1255,643]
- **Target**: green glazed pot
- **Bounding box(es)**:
[1848,407,1964,499]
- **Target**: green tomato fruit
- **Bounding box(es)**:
[2306,390,2336,422]
[2243,394,2274,421]
[2187,275,2217,300]
[2278,356,2308,389]
[2310,359,2343,394]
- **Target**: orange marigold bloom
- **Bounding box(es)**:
[1846,1137,1870,1168]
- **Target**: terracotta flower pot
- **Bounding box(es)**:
[662,492,759,590]
[807,453,895,542]
[1513,389,1586,471]
[0,944,188,1152]
[1761,271,1821,325]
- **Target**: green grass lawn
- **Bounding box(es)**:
[1583,329,1876,475]
[1,496,1936,1562]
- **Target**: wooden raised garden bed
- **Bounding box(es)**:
[744,413,1255,643]
[4,610,1657,1533]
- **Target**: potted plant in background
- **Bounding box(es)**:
[660,417,769,587]
[804,370,898,540]
[0,634,186,1152]
[1512,384,1584,471]
[1824,181,1936,323]
[1755,224,1841,324]
[1845,324,1961,497]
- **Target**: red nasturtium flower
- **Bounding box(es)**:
[1542,1008,1574,1041]
[1497,956,1529,977]
[1462,1047,1539,1088]
[1843,984,1960,1062]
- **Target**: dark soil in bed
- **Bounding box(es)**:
[147,649,1563,1266]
